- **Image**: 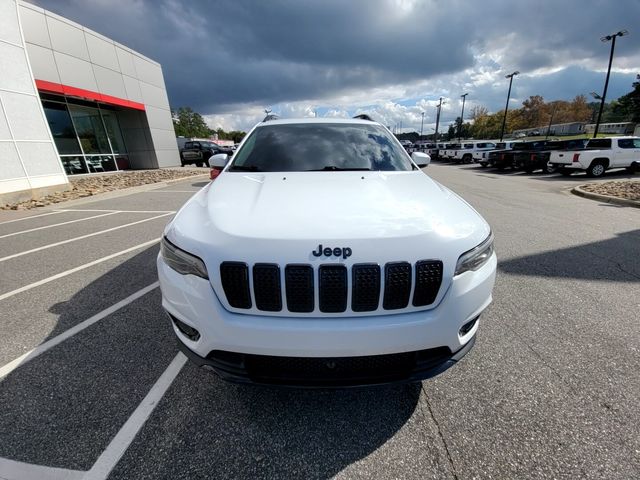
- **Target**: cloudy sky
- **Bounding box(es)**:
[34,0,639,133]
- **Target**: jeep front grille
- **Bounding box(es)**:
[219,260,443,314]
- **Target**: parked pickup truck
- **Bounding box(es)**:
[513,139,588,174]
[549,137,640,177]
[452,141,497,164]
[489,141,533,169]
[180,141,234,167]
[476,142,513,166]
[442,144,461,161]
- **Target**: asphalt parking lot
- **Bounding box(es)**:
[0,166,638,480]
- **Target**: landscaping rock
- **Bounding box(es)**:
[580,180,640,201]
[1,168,207,210]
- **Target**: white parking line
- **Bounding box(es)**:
[0,282,159,380]
[0,457,84,480]
[58,209,176,213]
[0,210,64,226]
[0,211,120,239]
[0,213,171,263]
[142,190,200,193]
[83,352,187,480]
[0,238,160,302]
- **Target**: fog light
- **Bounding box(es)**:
[459,316,479,336]
[168,313,200,341]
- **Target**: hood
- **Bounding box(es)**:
[167,170,491,315]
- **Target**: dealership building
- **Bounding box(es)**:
[0,0,179,204]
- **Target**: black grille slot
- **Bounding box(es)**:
[352,264,380,312]
[220,262,251,309]
[319,265,347,313]
[413,260,443,306]
[383,262,412,310]
[285,265,314,313]
[253,264,282,312]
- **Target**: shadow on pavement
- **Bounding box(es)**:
[192,181,209,188]
[111,364,421,479]
[499,230,640,282]
[1,244,420,475]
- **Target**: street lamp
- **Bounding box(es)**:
[420,111,425,139]
[499,71,519,142]
[434,97,446,142]
[458,93,468,140]
[593,30,628,138]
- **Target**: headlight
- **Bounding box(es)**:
[455,233,494,275]
[160,237,209,279]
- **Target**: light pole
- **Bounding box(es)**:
[593,30,628,138]
[545,103,558,140]
[434,97,445,142]
[500,72,519,142]
[458,93,468,140]
[420,111,425,139]
[589,91,602,124]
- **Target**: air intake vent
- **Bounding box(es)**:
[383,262,411,310]
[352,264,380,312]
[285,265,314,313]
[220,262,251,309]
[253,264,282,312]
[319,265,347,313]
[412,260,443,306]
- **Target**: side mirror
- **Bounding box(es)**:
[412,151,431,168]
[208,153,228,168]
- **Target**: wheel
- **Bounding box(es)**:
[524,167,534,174]
[543,163,557,174]
[586,161,606,178]
[626,163,639,174]
[195,161,204,168]
[479,163,487,168]
[462,154,473,164]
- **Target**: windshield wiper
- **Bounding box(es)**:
[309,166,372,171]
[228,165,263,172]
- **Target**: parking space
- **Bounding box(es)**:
[0,172,638,479]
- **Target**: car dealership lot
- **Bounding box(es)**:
[0,169,638,479]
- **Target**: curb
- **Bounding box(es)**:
[571,185,640,209]
[2,172,211,212]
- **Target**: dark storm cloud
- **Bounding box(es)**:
[32,0,639,114]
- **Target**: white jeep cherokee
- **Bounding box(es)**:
[158,117,497,387]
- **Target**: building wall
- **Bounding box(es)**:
[0,0,68,204]
[18,0,179,169]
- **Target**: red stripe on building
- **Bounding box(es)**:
[35,79,146,111]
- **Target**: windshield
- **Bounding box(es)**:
[229,123,414,172]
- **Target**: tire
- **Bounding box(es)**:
[462,154,473,164]
[195,161,204,168]
[543,163,557,174]
[524,167,534,174]
[627,163,639,174]
[586,160,606,178]
[560,168,574,176]
[479,162,487,168]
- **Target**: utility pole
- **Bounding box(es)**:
[500,71,519,142]
[459,93,468,141]
[593,30,628,138]
[420,111,424,139]
[545,103,558,139]
[434,97,445,142]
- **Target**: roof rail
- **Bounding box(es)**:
[353,114,374,121]
[262,113,280,122]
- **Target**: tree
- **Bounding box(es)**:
[172,107,211,138]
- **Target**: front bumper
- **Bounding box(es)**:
[157,253,496,384]
[176,333,476,387]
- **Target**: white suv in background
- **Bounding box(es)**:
[158,117,497,387]
[452,141,497,163]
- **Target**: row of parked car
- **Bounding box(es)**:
[408,137,640,177]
